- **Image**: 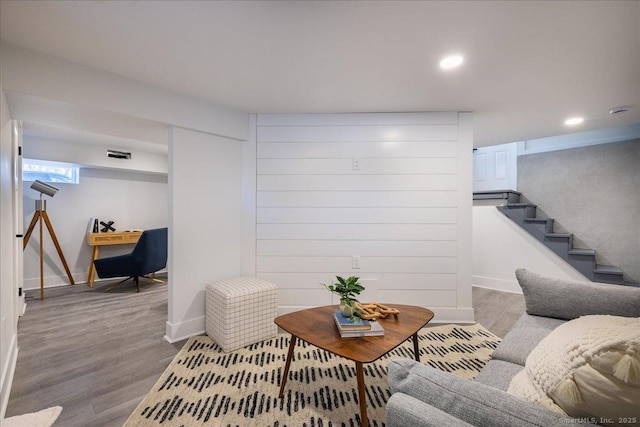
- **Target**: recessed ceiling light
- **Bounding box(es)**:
[564,117,584,126]
[439,55,464,69]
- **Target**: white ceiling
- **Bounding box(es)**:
[1,0,639,148]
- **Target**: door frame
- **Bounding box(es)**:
[12,120,25,316]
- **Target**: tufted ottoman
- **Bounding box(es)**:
[205,277,278,352]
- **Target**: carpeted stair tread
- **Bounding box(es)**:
[594,265,624,274]
[545,232,572,238]
[568,248,596,256]
[524,218,550,223]
[505,203,537,208]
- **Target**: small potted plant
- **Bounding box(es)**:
[322,276,365,319]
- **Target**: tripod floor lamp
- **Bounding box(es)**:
[23,180,75,299]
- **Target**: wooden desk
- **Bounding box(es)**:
[86,231,142,287]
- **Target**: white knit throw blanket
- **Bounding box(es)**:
[508,315,640,413]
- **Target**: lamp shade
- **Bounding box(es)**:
[30,180,58,197]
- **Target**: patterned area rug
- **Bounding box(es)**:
[124,323,499,427]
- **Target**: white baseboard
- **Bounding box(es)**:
[23,268,170,291]
[164,316,205,343]
[429,307,475,324]
[0,334,18,419]
[22,272,86,290]
[472,275,523,294]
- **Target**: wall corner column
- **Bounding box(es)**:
[456,112,474,321]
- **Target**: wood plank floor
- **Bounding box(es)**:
[6,281,523,426]
[5,275,185,427]
[472,286,525,338]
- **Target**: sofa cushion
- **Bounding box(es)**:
[507,315,640,426]
[387,393,475,427]
[516,269,640,320]
[491,314,566,366]
[474,359,524,391]
[388,359,589,427]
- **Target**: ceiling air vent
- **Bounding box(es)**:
[107,149,131,160]
[609,106,629,115]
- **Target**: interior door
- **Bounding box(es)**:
[473,142,518,192]
[12,121,25,315]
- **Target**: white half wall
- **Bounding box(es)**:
[255,112,474,323]
[472,203,587,293]
[167,127,243,342]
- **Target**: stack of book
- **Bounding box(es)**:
[333,310,384,338]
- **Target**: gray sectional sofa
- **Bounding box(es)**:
[387,269,640,427]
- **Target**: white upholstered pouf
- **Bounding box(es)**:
[205,277,278,352]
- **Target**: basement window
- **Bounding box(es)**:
[22,159,79,184]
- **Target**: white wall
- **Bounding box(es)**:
[0,89,18,418]
[472,203,587,293]
[167,127,243,342]
[22,168,168,289]
[255,113,474,323]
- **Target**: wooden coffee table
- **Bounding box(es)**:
[274,304,434,426]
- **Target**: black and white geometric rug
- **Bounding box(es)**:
[124,323,500,427]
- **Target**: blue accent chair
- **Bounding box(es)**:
[93,227,168,292]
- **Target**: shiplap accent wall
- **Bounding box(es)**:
[255,113,473,323]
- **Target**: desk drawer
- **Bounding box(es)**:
[87,232,142,246]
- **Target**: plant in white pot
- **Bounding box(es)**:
[323,276,365,320]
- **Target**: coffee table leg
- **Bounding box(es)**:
[278,335,297,398]
[412,332,420,362]
[355,361,368,427]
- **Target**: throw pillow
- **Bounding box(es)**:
[515,269,640,320]
[507,315,640,426]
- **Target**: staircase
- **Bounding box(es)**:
[474,190,626,285]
